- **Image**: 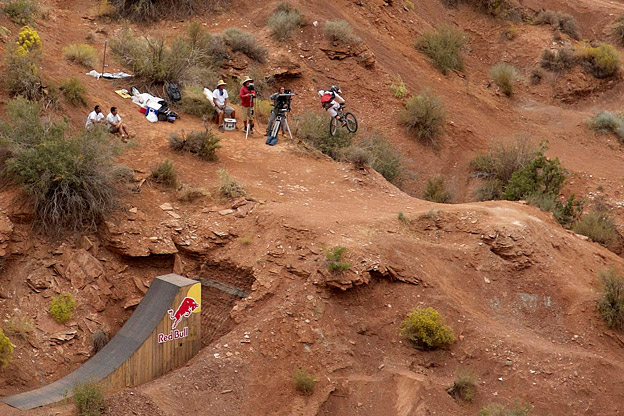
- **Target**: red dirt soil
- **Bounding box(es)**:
[1,0,624,415]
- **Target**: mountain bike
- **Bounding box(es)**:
[330,104,358,136]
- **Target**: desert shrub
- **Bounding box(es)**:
[490,63,516,96]
[589,111,622,134]
[324,19,360,45]
[16,25,41,56]
[150,160,178,188]
[0,329,13,369]
[540,48,575,72]
[267,3,303,41]
[293,368,316,395]
[390,75,408,99]
[92,330,109,353]
[224,27,268,62]
[501,153,566,200]
[346,133,406,184]
[448,369,476,402]
[50,293,76,324]
[73,381,105,416]
[475,179,504,201]
[572,210,620,249]
[576,43,621,79]
[399,306,455,350]
[536,10,579,39]
[63,44,98,68]
[526,193,582,227]
[481,400,532,416]
[597,268,624,330]
[177,185,208,202]
[503,24,520,40]
[178,85,214,117]
[529,67,544,84]
[218,169,246,199]
[111,164,134,183]
[398,211,410,224]
[3,316,34,339]
[415,25,466,75]
[169,129,221,161]
[293,111,352,160]
[185,21,228,66]
[471,138,535,184]
[60,78,87,106]
[3,0,38,25]
[110,0,228,22]
[1,99,118,233]
[400,90,446,147]
[404,0,414,10]
[255,99,273,123]
[423,176,451,203]
[611,14,624,46]
[326,246,350,272]
[3,26,42,99]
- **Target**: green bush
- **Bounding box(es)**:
[526,193,582,227]
[1,99,118,233]
[293,111,352,160]
[448,369,476,402]
[224,27,268,63]
[169,129,221,161]
[178,85,214,117]
[343,146,371,169]
[150,160,178,188]
[390,75,408,99]
[218,169,246,199]
[326,246,350,272]
[611,14,624,46]
[480,400,532,416]
[255,99,273,124]
[529,67,544,85]
[471,138,535,185]
[540,48,576,73]
[3,0,38,25]
[597,268,624,330]
[3,316,34,339]
[3,52,41,99]
[177,185,208,202]
[490,63,516,96]
[73,381,105,416]
[576,43,621,79]
[475,179,503,201]
[0,329,13,369]
[501,153,566,201]
[589,111,622,134]
[267,3,303,41]
[324,19,360,45]
[536,10,580,40]
[110,0,228,22]
[423,176,451,203]
[416,25,466,75]
[399,307,455,350]
[349,133,406,184]
[572,210,620,249]
[63,44,98,68]
[400,90,446,147]
[50,293,76,324]
[293,368,316,395]
[60,77,87,106]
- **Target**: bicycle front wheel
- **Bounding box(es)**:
[345,112,358,133]
[329,116,338,136]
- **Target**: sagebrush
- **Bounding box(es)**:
[3,316,34,339]
[73,381,105,416]
[597,268,624,330]
[572,210,620,250]
[490,63,516,96]
[218,169,246,199]
[63,44,98,68]
[416,25,466,75]
[169,129,221,161]
[293,368,316,395]
[535,10,580,40]
[151,160,178,188]
[224,27,268,62]
[448,370,476,402]
[423,176,451,203]
[344,132,406,185]
[399,307,455,350]
[324,19,360,45]
[60,77,87,106]
[267,2,303,41]
[3,0,38,25]
[178,85,215,117]
[400,90,446,147]
[110,0,228,22]
[576,43,621,79]
[294,111,352,160]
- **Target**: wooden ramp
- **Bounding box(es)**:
[2,274,201,411]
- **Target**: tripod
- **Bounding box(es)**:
[245,93,256,140]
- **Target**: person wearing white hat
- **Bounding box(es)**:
[239,76,256,135]
[213,80,236,131]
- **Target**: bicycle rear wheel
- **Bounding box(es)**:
[329,116,338,136]
[345,112,358,133]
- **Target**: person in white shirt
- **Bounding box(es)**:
[318,85,345,119]
[106,106,130,140]
[85,105,105,129]
[212,80,236,132]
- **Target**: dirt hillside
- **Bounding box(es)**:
[1,0,624,415]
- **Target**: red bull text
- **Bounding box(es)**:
[158,296,199,344]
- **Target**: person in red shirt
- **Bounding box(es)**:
[239,76,256,135]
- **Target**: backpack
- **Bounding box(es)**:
[166,82,181,102]
[321,92,334,105]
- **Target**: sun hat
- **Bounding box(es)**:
[241,76,253,85]
[216,80,227,87]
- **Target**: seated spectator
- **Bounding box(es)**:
[212,80,236,132]
[106,106,131,140]
[85,105,105,129]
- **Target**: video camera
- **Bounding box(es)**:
[247,82,255,91]
[274,90,295,112]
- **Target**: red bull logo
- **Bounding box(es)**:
[167,297,200,330]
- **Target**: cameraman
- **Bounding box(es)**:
[265,86,286,137]
[239,77,256,135]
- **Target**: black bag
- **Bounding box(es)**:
[157,112,168,122]
[167,83,181,102]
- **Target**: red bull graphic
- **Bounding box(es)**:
[167,297,200,330]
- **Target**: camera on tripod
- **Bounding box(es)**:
[275,90,295,112]
[247,83,255,92]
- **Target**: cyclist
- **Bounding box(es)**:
[318,85,345,121]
